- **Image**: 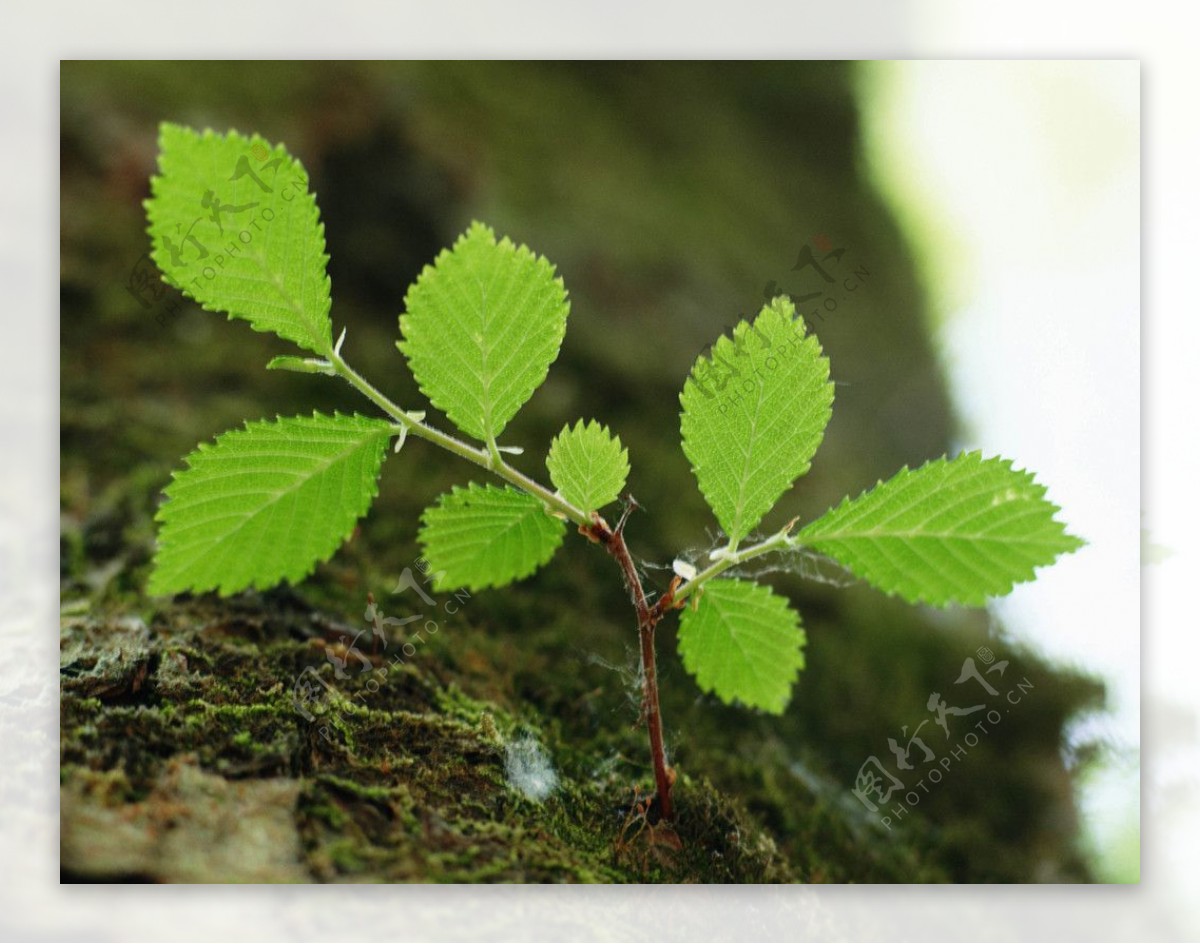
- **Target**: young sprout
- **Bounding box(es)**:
[145,125,1083,823]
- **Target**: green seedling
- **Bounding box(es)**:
[145,125,1083,821]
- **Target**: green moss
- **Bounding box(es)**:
[61,594,809,882]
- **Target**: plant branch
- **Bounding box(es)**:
[671,525,798,607]
[583,508,675,822]
[328,351,590,527]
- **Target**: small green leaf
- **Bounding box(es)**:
[398,222,569,443]
[266,355,334,375]
[419,483,565,592]
[797,452,1085,607]
[546,419,630,513]
[150,412,394,596]
[677,578,805,714]
[680,297,834,546]
[146,124,333,354]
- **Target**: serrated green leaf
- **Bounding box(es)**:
[146,124,333,354]
[398,222,569,443]
[546,419,630,513]
[678,578,805,714]
[418,483,566,592]
[797,452,1085,606]
[680,297,834,546]
[150,412,394,596]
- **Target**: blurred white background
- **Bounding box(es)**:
[860,59,1140,882]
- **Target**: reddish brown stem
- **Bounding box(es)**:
[635,591,672,821]
[585,504,675,821]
